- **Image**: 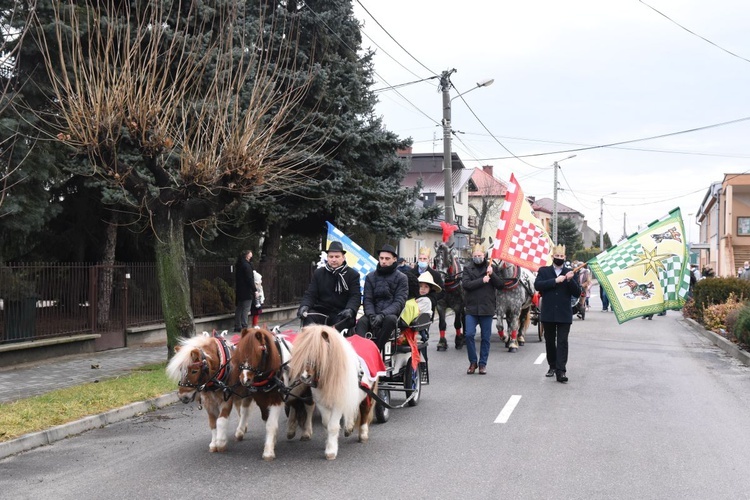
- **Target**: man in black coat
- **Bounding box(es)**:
[297,241,361,333]
[234,250,258,332]
[534,244,581,383]
[355,243,408,351]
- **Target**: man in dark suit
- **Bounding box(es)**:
[534,244,581,383]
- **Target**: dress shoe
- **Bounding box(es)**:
[546,367,556,377]
[478,364,487,375]
[467,362,477,375]
[556,371,568,383]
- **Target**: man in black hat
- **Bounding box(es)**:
[355,243,409,350]
[297,241,361,332]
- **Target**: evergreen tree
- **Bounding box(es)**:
[249,0,439,262]
[603,232,612,250]
[557,217,583,256]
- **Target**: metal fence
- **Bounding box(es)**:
[0,261,312,345]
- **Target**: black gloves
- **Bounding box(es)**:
[297,305,309,319]
[339,308,354,320]
[370,314,384,329]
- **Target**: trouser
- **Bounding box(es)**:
[301,308,356,333]
[543,322,571,373]
[464,314,494,366]
[355,314,398,351]
[234,299,253,331]
[600,286,610,310]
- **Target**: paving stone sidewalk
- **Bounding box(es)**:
[0,346,166,404]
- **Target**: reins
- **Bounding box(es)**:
[179,337,236,402]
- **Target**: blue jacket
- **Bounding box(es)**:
[534,264,581,324]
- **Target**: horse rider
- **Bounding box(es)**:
[297,241,361,333]
[355,243,409,351]
[534,244,581,384]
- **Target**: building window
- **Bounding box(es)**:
[468,216,477,228]
[456,215,463,226]
[738,217,750,236]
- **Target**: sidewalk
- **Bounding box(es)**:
[0,345,167,404]
[1,345,177,459]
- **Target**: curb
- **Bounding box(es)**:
[681,317,750,367]
[0,392,179,460]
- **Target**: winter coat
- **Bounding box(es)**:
[462,260,504,316]
[235,259,257,302]
[363,266,408,317]
[300,265,361,314]
[410,266,445,302]
[534,264,581,324]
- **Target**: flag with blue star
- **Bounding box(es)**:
[588,208,690,324]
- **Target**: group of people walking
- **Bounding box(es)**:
[235,241,583,384]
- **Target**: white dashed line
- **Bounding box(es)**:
[534,353,546,365]
[494,395,522,424]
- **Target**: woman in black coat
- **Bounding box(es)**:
[462,245,504,375]
[234,250,257,332]
[534,245,581,383]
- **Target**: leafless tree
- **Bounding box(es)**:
[32,1,325,354]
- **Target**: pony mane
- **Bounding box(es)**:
[288,325,360,416]
[165,335,215,382]
[235,327,281,368]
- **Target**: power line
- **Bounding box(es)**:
[638,0,750,65]
[355,0,438,76]
[372,75,439,93]
[454,89,544,170]
[478,115,750,160]
[360,29,428,82]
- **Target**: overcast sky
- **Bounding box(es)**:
[352,0,750,244]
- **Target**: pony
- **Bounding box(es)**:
[288,325,377,460]
[494,259,535,353]
[618,278,655,300]
[165,333,253,453]
[232,327,311,461]
[433,241,466,351]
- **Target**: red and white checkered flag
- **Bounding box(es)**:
[491,173,552,272]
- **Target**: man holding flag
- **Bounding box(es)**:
[534,245,581,384]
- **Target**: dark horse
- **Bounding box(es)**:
[434,241,466,351]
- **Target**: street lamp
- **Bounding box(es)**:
[440,70,494,233]
[599,192,616,249]
[552,154,576,245]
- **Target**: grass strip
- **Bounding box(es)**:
[0,362,174,442]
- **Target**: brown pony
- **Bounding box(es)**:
[232,327,311,461]
[166,333,252,453]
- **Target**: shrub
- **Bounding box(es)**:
[733,305,750,347]
[194,279,223,316]
[701,293,745,334]
[725,308,742,341]
[212,277,235,312]
[692,277,750,322]
[681,297,698,321]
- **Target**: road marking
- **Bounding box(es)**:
[494,395,522,424]
[534,353,546,365]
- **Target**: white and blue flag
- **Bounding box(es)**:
[326,221,377,293]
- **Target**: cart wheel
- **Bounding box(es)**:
[538,320,543,342]
[375,389,390,423]
[404,360,421,407]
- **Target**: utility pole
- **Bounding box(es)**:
[553,161,559,245]
[622,212,627,241]
[440,69,457,227]
[599,192,616,249]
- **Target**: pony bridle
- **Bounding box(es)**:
[239,341,279,389]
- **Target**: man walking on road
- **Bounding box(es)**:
[534,244,581,383]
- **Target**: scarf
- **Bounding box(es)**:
[376,261,398,275]
[326,263,350,294]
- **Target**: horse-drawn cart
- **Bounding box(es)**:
[372,312,431,423]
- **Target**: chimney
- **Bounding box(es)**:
[482,165,493,176]
[397,146,413,157]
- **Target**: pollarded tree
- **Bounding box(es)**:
[31,1,324,355]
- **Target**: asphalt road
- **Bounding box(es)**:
[3,299,750,499]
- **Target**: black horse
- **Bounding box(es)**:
[434,242,466,351]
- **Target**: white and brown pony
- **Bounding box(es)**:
[288,325,378,460]
[232,327,311,461]
[166,333,252,452]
